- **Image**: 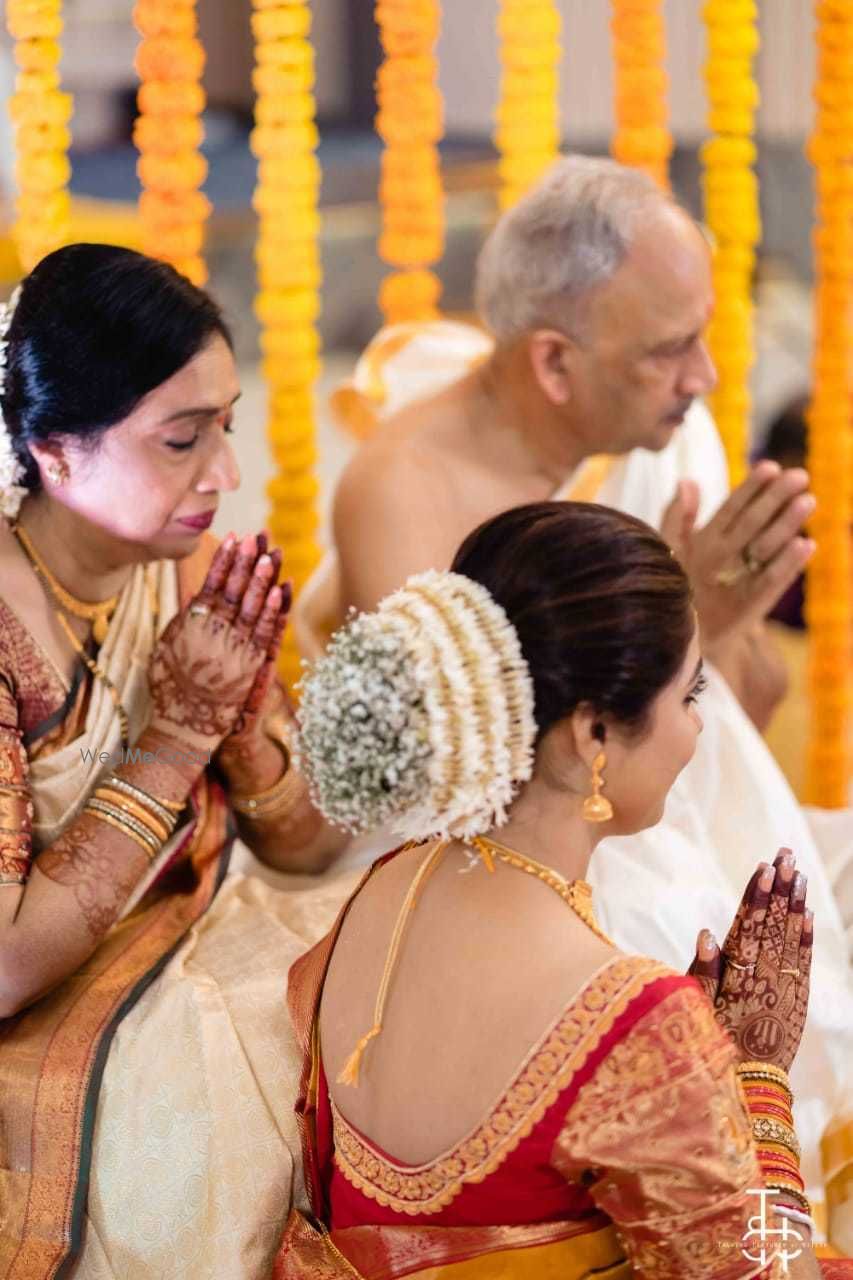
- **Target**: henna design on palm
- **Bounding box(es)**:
[148,534,289,751]
[687,851,812,1071]
[149,626,254,738]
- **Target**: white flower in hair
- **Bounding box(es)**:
[296,569,537,841]
[0,285,25,520]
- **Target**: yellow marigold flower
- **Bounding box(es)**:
[137,150,208,192]
[9,87,71,125]
[7,9,62,40]
[16,121,71,153]
[137,80,205,116]
[257,152,321,190]
[254,284,323,325]
[139,189,211,227]
[15,188,69,223]
[261,352,322,387]
[250,121,319,156]
[252,62,314,96]
[260,328,321,362]
[254,37,314,71]
[254,92,316,127]
[267,474,320,505]
[251,6,311,41]
[13,37,61,71]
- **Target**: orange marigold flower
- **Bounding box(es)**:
[134,113,204,154]
[137,80,205,116]
[135,35,205,83]
[133,2,197,38]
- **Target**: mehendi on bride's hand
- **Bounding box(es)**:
[705,850,813,1070]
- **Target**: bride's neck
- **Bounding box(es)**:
[16,495,135,604]
[480,776,601,884]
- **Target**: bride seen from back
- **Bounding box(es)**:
[281,500,833,1280]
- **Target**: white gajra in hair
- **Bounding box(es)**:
[0,285,24,519]
[296,570,537,841]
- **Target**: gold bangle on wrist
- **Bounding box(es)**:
[94,788,173,844]
[86,798,162,851]
[230,731,297,821]
[105,774,183,825]
[84,804,161,861]
[752,1117,801,1160]
[231,769,302,821]
[737,1061,792,1089]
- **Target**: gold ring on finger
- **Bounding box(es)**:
[727,960,755,972]
[779,967,800,976]
[741,545,763,575]
[189,604,210,618]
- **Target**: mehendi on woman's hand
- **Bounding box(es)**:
[37,818,147,940]
[147,534,288,751]
[689,850,813,1071]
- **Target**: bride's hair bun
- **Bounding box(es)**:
[296,570,536,840]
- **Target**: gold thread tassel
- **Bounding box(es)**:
[337,1024,382,1088]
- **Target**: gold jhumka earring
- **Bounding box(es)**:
[582,750,614,823]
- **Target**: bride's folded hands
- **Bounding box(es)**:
[689,848,812,1072]
[689,851,820,1278]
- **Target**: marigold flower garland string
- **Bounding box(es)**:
[6,0,72,271]
[495,0,562,210]
[374,0,445,324]
[804,0,853,808]
[251,0,323,687]
[701,0,761,486]
[610,0,672,189]
[133,0,209,285]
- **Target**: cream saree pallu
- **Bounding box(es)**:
[0,553,232,1280]
[0,543,358,1280]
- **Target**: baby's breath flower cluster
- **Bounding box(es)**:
[296,613,432,834]
[297,570,537,841]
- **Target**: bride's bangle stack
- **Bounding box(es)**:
[736,1060,811,1219]
[84,775,184,862]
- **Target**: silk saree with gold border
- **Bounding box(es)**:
[273,851,853,1280]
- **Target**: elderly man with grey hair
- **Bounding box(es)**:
[293,154,853,1243]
